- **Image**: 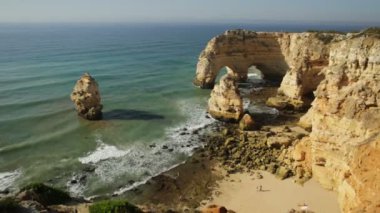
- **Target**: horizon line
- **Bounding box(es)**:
[0,19,379,26]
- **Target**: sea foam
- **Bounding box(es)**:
[71,98,215,198]
[0,169,21,191]
[78,137,130,164]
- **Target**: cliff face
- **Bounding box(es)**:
[276,33,334,100]
[196,30,380,212]
[194,30,342,108]
[298,36,380,212]
[193,30,289,89]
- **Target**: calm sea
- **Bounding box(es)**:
[0,23,368,197]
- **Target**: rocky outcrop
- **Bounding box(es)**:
[71,73,103,120]
[201,204,228,213]
[208,74,243,122]
[193,30,289,89]
[295,35,380,212]
[194,30,343,108]
[239,114,256,131]
[198,29,380,212]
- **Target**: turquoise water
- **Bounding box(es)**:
[0,23,367,197]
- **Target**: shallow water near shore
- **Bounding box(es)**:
[0,23,367,197]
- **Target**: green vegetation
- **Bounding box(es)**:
[361,27,380,36]
[21,183,71,206]
[316,34,336,44]
[306,29,346,34]
[0,197,22,213]
[89,200,142,213]
[350,27,380,39]
[306,29,345,44]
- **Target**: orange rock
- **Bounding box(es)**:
[239,113,256,131]
[201,204,228,213]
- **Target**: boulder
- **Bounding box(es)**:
[201,204,228,213]
[276,166,292,180]
[208,74,243,122]
[70,73,103,120]
[266,97,288,109]
[239,114,256,131]
[267,136,292,148]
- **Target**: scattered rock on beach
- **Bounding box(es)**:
[276,166,292,180]
[239,114,256,131]
[267,136,292,148]
[201,204,228,213]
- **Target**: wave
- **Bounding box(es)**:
[69,98,215,198]
[0,169,21,191]
[78,137,130,164]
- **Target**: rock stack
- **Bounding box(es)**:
[208,74,243,122]
[70,73,102,120]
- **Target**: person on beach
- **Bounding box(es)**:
[256,185,263,192]
[299,203,309,212]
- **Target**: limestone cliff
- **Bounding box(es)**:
[297,35,380,212]
[196,29,380,212]
[194,30,343,109]
[193,30,289,89]
[208,74,243,122]
[70,73,103,120]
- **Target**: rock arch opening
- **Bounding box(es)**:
[247,65,264,81]
[195,30,331,110]
[215,66,234,84]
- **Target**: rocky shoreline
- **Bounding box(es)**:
[125,111,313,212]
[1,80,316,213]
[1,28,379,213]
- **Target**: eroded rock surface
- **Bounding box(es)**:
[239,113,256,131]
[194,30,343,108]
[295,35,380,212]
[198,29,380,212]
[208,74,243,122]
[71,73,103,120]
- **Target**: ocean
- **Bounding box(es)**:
[0,23,369,198]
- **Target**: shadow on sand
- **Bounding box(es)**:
[103,109,164,121]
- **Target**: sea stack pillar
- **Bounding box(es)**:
[70,73,103,120]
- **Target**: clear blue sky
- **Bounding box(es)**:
[1,0,379,24]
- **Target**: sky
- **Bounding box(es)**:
[1,0,379,24]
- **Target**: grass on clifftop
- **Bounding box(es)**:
[89,200,142,213]
[21,183,71,206]
[306,29,346,34]
[361,27,380,36]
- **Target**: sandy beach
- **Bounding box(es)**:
[203,170,340,213]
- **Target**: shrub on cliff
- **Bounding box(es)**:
[350,27,380,39]
[306,29,345,34]
[89,200,142,213]
[361,27,380,36]
[19,183,71,206]
[0,197,23,213]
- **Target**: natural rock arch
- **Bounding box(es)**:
[194,30,336,106]
[199,29,380,212]
[193,30,289,89]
